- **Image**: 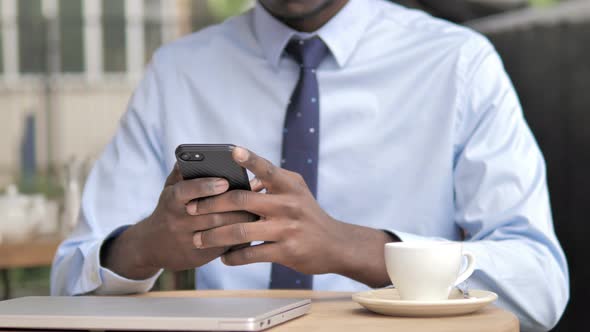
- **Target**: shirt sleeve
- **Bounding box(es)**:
[51,59,168,296]
[389,37,569,332]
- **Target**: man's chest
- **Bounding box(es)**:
[155,60,460,238]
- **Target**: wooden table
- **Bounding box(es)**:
[142,290,520,332]
[0,236,62,299]
[0,235,188,297]
[0,236,62,269]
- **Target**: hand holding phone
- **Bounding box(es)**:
[176,144,258,252]
[100,145,256,279]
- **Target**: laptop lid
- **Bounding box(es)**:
[0,296,311,331]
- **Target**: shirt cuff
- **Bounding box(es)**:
[385,229,443,243]
[91,225,163,295]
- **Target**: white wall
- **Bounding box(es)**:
[0,78,134,187]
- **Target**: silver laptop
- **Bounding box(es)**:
[0,296,311,331]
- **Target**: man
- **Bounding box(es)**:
[51,0,569,330]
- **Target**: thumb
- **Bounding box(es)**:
[165,163,184,187]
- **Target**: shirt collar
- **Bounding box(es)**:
[253,0,377,69]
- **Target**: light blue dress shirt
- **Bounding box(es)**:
[51,0,568,330]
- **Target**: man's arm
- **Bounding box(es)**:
[454,37,568,331]
[183,147,398,289]
[393,36,569,331]
[51,55,257,296]
[51,62,167,295]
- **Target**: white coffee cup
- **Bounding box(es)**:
[384,242,475,301]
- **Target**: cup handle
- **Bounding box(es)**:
[454,251,476,286]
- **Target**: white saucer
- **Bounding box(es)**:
[352,288,498,317]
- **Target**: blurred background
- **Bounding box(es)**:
[0,0,587,330]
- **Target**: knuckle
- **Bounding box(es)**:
[197,196,213,213]
[265,162,276,177]
[241,248,256,261]
[201,179,217,195]
[161,187,175,207]
[282,238,295,252]
[246,152,261,167]
[282,198,302,217]
[232,223,248,242]
[229,190,248,207]
[292,172,304,182]
[285,221,301,235]
[292,173,307,189]
[165,218,180,233]
[171,184,185,201]
[243,153,256,168]
[282,239,302,259]
[209,213,224,228]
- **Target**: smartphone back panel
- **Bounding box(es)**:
[175,144,251,191]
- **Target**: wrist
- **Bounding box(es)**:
[333,223,393,288]
[101,219,160,280]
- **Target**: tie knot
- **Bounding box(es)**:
[286,37,329,69]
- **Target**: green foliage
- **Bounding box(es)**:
[7,268,52,298]
[529,0,559,7]
[6,268,193,298]
[17,173,63,200]
[206,0,252,20]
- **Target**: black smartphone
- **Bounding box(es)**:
[175,144,251,191]
[176,144,257,250]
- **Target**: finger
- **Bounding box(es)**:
[221,243,282,266]
[233,147,284,188]
[190,190,277,217]
[249,178,265,192]
[188,246,228,267]
[191,211,258,232]
[164,163,183,187]
[193,221,282,249]
[171,177,229,207]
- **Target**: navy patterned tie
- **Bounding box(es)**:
[270,37,329,289]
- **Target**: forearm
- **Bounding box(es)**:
[334,222,399,288]
[385,226,568,331]
[100,219,160,280]
[51,223,160,296]
[463,239,568,331]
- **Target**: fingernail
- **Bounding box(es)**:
[193,232,203,248]
[215,179,229,189]
[234,147,248,162]
[186,203,197,215]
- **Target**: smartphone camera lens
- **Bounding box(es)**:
[180,153,191,161]
[194,153,205,161]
